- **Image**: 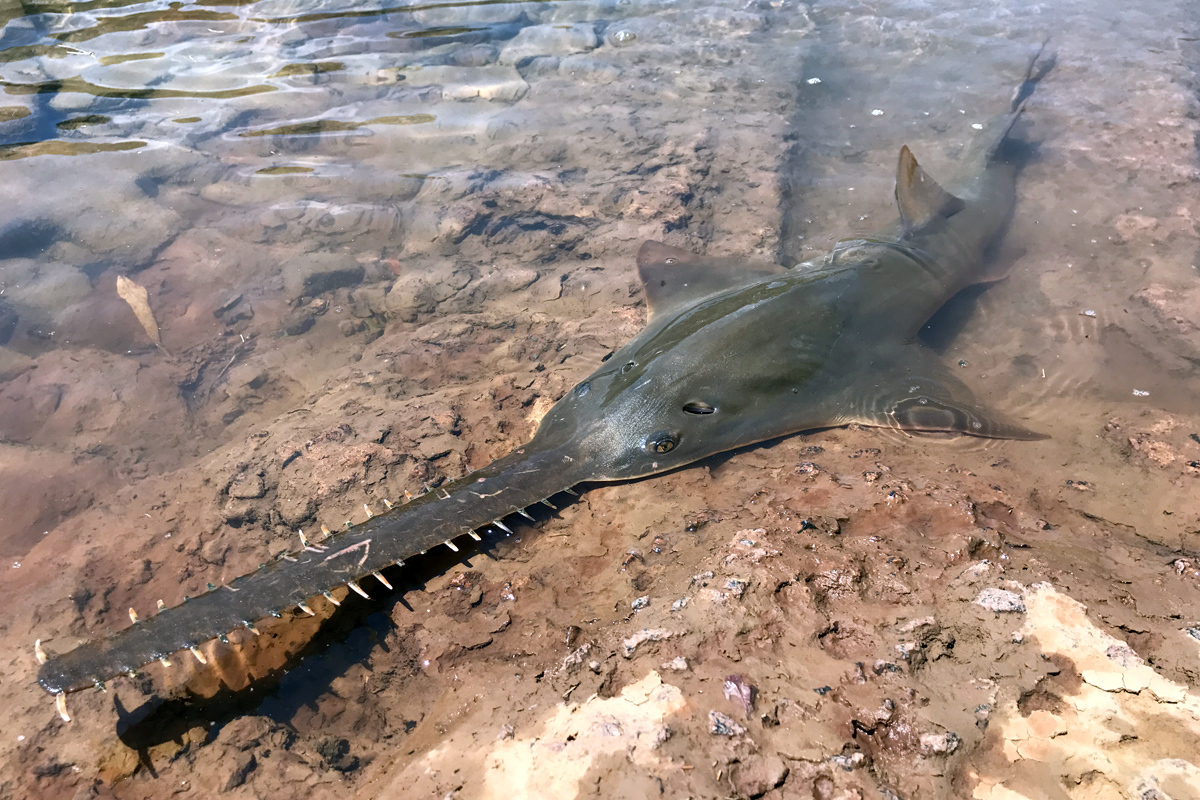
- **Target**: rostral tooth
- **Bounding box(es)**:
[128,608,139,623]
[564,488,579,496]
[541,499,558,510]
[323,591,341,607]
[468,531,482,541]
[363,503,374,519]
[55,693,70,722]
[321,524,332,537]
[297,601,315,616]
[493,519,513,534]
[372,571,393,590]
[159,656,171,667]
[298,529,310,547]
[244,621,260,635]
[156,599,166,611]
[518,508,535,521]
[219,634,229,644]
[383,499,394,509]
[190,646,207,665]
[444,540,459,552]
[34,639,47,665]
[347,580,370,599]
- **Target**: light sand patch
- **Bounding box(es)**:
[971,583,1200,800]
[475,671,685,799]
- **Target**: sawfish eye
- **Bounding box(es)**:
[646,432,677,454]
[682,401,715,415]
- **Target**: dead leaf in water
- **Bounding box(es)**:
[115,275,161,347]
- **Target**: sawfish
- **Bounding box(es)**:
[36,50,1053,717]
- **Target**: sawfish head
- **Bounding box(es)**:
[525,238,1044,482]
[524,241,850,480]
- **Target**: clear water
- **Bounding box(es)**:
[2,0,1199,792]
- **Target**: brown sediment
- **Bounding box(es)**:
[1,0,1200,797]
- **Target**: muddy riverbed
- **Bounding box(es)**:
[1,0,1200,797]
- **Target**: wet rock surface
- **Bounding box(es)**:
[1,0,1199,799]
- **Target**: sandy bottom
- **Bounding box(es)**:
[1,0,1200,798]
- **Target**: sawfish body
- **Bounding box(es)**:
[37,53,1052,707]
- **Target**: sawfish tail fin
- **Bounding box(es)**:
[961,41,1057,168]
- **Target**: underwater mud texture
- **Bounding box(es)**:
[2,0,1200,799]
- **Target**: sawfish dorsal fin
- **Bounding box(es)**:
[895,145,965,233]
[637,241,787,319]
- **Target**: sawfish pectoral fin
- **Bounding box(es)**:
[881,393,1047,440]
[852,360,1047,441]
[636,241,787,319]
[895,145,965,233]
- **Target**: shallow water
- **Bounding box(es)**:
[1,0,1199,796]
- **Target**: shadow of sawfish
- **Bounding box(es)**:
[37,48,1055,718]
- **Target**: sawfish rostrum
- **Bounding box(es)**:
[37,53,1052,709]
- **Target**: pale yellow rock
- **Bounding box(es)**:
[1013,737,1056,762]
[1121,666,1153,693]
[1148,678,1187,704]
[1025,710,1066,739]
[973,782,1035,800]
[1081,669,1125,692]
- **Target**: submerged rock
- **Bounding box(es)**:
[401,66,530,102]
[0,347,34,383]
[282,254,365,299]
[0,297,18,345]
[498,23,598,65]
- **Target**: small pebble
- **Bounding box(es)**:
[631,595,650,610]
[1132,389,1150,397]
[806,77,822,84]
[708,711,745,736]
[871,109,884,116]
[723,578,749,598]
[1082,309,1097,317]
[919,731,962,755]
[828,753,864,771]
[661,656,688,671]
[971,122,983,129]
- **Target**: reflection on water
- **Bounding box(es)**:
[1,0,1200,794]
